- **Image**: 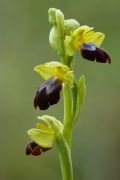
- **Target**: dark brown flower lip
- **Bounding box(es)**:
[34,77,62,110]
[80,43,111,64]
[25,141,51,156]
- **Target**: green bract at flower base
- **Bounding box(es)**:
[65,25,105,56]
[71,75,86,123]
[75,75,86,121]
[27,115,63,149]
[34,61,74,86]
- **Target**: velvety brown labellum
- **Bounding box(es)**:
[34,77,62,110]
[80,43,111,64]
[26,141,51,156]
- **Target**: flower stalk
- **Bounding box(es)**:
[63,83,72,147]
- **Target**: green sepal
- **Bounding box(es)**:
[37,115,63,134]
[27,128,54,148]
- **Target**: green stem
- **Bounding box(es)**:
[58,36,66,64]
[57,26,74,179]
[63,83,72,147]
[56,133,73,180]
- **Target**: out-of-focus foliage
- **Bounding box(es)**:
[0,0,119,180]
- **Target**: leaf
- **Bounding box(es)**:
[75,75,86,120]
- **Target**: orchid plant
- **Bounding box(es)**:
[25,8,111,180]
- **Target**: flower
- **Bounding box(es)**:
[26,115,63,156]
[34,61,74,110]
[65,25,111,63]
[65,25,105,56]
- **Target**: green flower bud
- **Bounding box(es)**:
[48,8,64,55]
[56,10,64,36]
[64,19,80,35]
[48,8,57,25]
[49,26,61,53]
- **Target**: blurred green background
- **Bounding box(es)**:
[0,0,120,180]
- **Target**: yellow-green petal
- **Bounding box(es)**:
[72,25,93,37]
[83,31,105,46]
[36,122,53,132]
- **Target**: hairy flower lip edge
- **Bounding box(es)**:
[25,141,51,156]
[80,43,111,64]
[34,77,62,110]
